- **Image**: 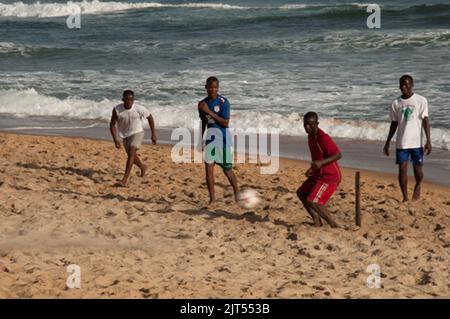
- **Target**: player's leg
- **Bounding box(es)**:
[134,153,147,177]
[132,132,146,177]
[120,146,137,186]
[223,169,239,202]
[411,148,424,201]
[220,146,239,202]
[396,149,409,202]
[398,162,408,202]
[204,143,217,205]
[304,181,339,228]
[296,182,322,227]
[306,201,339,228]
[412,164,423,201]
[205,163,216,205]
[298,192,323,226]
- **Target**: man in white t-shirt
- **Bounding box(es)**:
[110,90,157,186]
[383,75,432,202]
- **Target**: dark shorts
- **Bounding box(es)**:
[396,148,424,166]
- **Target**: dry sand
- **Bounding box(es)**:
[0,132,449,298]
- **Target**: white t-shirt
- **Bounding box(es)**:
[390,93,429,149]
[114,103,151,138]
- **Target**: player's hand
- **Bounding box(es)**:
[305,167,314,177]
[424,142,432,155]
[114,141,121,149]
[311,160,323,170]
[383,143,390,156]
[198,102,210,114]
[151,136,157,145]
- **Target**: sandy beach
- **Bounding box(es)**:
[0,132,449,298]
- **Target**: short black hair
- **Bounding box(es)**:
[123,90,134,98]
[303,111,318,122]
[399,74,413,84]
[206,76,219,87]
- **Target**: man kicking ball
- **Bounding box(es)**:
[296,112,342,228]
[198,77,240,205]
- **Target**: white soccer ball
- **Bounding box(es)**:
[237,189,261,209]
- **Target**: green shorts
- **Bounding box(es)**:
[204,143,233,171]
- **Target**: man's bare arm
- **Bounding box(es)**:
[383,121,398,156]
[311,152,342,170]
[109,109,120,149]
[147,114,157,144]
[197,101,208,146]
[198,101,229,128]
[423,117,432,155]
[207,112,229,128]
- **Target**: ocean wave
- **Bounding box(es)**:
[0,41,79,57]
[279,3,373,10]
[3,29,449,59]
[1,1,449,19]
[1,88,448,150]
[0,87,113,118]
[181,31,450,52]
[319,31,450,51]
[0,1,249,18]
[0,42,31,55]
[0,30,450,58]
[279,2,450,14]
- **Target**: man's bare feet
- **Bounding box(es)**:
[329,222,340,229]
[308,210,323,227]
[114,180,128,187]
[139,164,147,177]
[312,217,323,227]
[208,198,216,206]
[315,209,339,228]
[205,200,219,210]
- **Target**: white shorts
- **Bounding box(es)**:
[123,132,144,153]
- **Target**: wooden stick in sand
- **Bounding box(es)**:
[355,171,361,226]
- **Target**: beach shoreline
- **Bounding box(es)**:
[1,130,449,192]
[1,115,449,187]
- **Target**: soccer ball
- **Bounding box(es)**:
[237,189,261,209]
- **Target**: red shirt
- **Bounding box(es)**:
[308,128,341,183]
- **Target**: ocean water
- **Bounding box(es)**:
[1,0,450,149]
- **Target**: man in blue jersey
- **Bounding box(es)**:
[198,77,239,205]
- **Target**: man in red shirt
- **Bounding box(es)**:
[296,112,342,228]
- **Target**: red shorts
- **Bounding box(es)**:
[298,178,339,206]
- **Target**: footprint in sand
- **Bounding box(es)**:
[179,190,195,199]
[95,275,120,288]
[170,203,191,211]
[168,192,177,200]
